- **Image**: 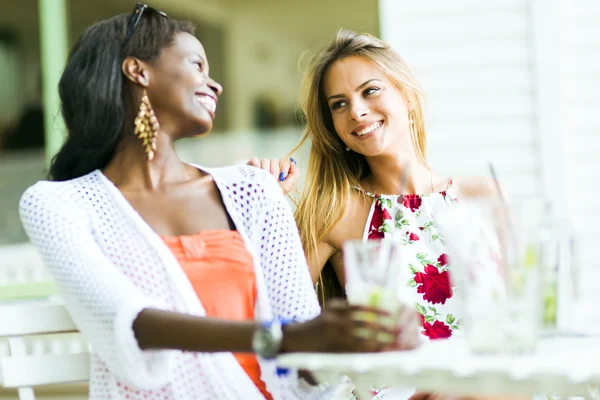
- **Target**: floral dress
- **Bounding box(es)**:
[360,180,462,340]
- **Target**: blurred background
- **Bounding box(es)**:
[0,0,598,397]
[0,0,599,346]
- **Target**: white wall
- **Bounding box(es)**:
[379,0,540,200]
[562,0,600,303]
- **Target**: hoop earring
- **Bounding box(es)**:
[134,89,159,161]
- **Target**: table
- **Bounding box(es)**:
[277,337,600,399]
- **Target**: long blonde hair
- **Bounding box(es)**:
[293,29,428,303]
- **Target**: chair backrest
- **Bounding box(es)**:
[0,301,90,399]
[0,243,57,301]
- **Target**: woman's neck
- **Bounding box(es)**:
[102,133,200,191]
[365,151,433,195]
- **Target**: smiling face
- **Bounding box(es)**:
[322,55,412,157]
[144,32,222,138]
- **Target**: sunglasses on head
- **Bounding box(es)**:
[125,2,169,41]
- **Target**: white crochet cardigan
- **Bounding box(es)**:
[19,164,322,400]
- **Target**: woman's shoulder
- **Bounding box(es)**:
[21,178,78,201]
[20,172,101,213]
[324,188,372,246]
[19,183,83,232]
[450,176,499,198]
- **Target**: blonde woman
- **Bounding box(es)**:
[251,29,511,400]
[253,28,495,334]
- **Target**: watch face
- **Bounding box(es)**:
[253,321,282,359]
[253,328,273,357]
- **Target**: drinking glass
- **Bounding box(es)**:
[343,239,409,340]
[435,197,514,353]
[437,196,565,354]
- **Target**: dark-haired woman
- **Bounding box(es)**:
[18,4,419,400]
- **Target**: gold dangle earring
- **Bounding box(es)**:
[134,89,159,161]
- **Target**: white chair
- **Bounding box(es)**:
[0,243,57,301]
[0,301,90,400]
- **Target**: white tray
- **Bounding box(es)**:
[278,337,600,398]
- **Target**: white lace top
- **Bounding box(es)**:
[19,164,321,400]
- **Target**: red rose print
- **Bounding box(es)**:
[403,195,422,212]
[368,200,385,239]
[414,264,453,304]
[422,320,452,340]
[419,227,425,231]
[382,208,392,220]
[440,190,447,199]
[408,232,420,241]
[438,253,448,266]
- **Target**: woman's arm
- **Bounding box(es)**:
[452,176,499,200]
[307,240,338,284]
[133,309,258,351]
[20,183,178,388]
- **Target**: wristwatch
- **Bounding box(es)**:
[252,320,284,359]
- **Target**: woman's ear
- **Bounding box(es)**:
[122,56,150,88]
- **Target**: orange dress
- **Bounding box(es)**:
[161,230,272,400]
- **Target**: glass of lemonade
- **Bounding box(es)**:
[437,197,554,354]
[343,239,408,342]
[505,200,559,351]
[436,197,513,353]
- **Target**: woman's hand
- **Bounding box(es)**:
[247,157,299,195]
[386,305,421,351]
[282,299,421,353]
